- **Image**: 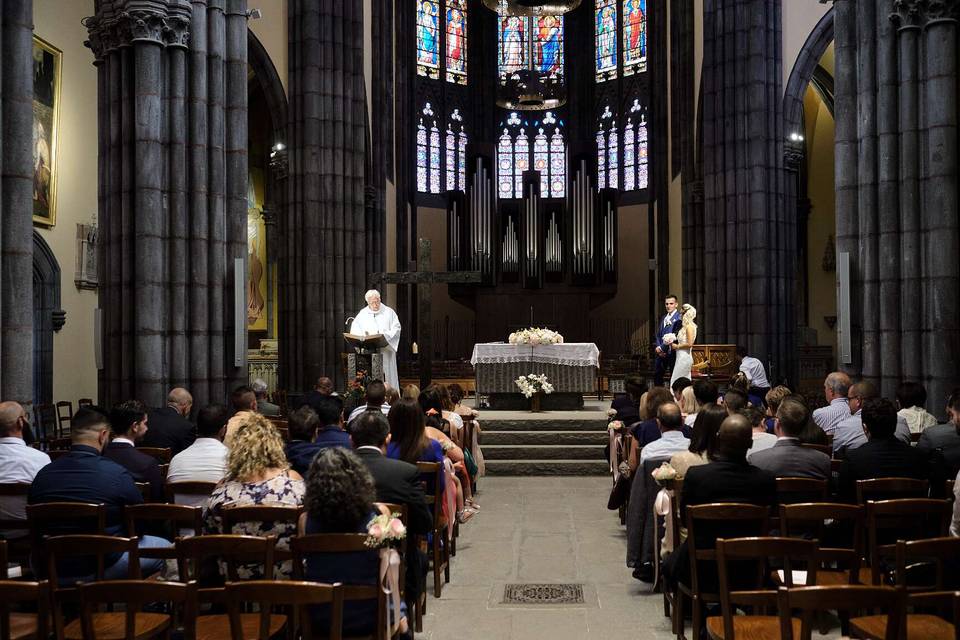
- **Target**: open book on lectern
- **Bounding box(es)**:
[343,333,389,351]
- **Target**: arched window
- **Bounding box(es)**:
[446,109,467,191]
[418,0,468,84]
[627,99,648,190]
[622,0,647,76]
[499,14,564,81]
[496,111,566,200]
[595,0,618,82]
[597,106,619,189]
[417,102,442,194]
[498,127,516,198]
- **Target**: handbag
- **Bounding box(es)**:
[607,471,631,510]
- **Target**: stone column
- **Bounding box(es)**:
[0,0,34,403]
[283,0,370,391]
[86,0,247,407]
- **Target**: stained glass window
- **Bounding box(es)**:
[446,126,457,192]
[549,127,566,198]
[499,15,526,78]
[534,129,549,198]
[416,1,440,79]
[498,129,515,198]
[595,0,618,82]
[608,125,619,189]
[623,120,636,192]
[637,106,649,189]
[429,121,441,193]
[417,119,429,193]
[457,128,467,191]
[535,15,564,80]
[514,130,529,198]
[445,0,467,84]
[597,129,607,189]
[496,112,565,200]
[623,0,647,76]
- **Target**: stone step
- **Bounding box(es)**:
[482,444,606,461]
[482,430,609,446]
[480,419,609,432]
[483,459,610,476]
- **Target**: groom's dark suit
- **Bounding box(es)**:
[654,310,683,386]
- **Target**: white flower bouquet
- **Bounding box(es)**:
[651,462,678,482]
[364,512,407,548]
[662,332,677,346]
[508,327,564,346]
[514,373,555,398]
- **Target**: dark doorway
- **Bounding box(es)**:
[33,232,64,405]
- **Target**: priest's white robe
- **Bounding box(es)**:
[350,303,402,389]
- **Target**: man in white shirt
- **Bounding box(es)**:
[743,406,777,460]
[0,401,51,535]
[346,380,392,424]
[736,346,771,400]
[813,371,852,436]
[167,404,230,503]
[832,382,911,457]
[640,403,690,465]
[349,290,402,389]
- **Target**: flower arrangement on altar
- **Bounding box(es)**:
[508,327,564,345]
[364,512,407,548]
[514,373,555,398]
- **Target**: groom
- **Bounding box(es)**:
[654,294,683,387]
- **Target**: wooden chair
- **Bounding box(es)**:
[26,502,107,556]
[134,447,171,464]
[856,477,929,504]
[176,534,285,640]
[46,437,72,452]
[77,579,198,640]
[226,580,345,640]
[779,502,867,586]
[849,537,960,640]
[658,476,684,633]
[415,461,449,599]
[680,504,769,640]
[946,479,955,501]
[124,504,202,560]
[44,535,142,640]
[158,464,169,482]
[164,481,218,505]
[775,478,829,504]
[865,498,951,586]
[290,534,389,639]
[134,483,151,502]
[0,575,50,640]
[776,585,904,640]
[221,504,302,563]
[55,402,73,436]
[33,404,58,443]
[77,399,94,409]
[707,537,818,640]
[0,484,32,566]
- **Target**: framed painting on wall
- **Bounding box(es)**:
[32,35,62,227]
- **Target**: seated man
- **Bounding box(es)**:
[313,395,350,450]
[833,382,911,457]
[166,404,230,486]
[840,397,936,500]
[224,385,259,447]
[723,388,748,415]
[813,371,852,436]
[103,400,164,502]
[743,406,777,459]
[350,411,431,599]
[28,407,167,579]
[662,414,776,589]
[143,387,195,455]
[748,396,831,480]
[0,402,50,537]
[286,400,351,476]
[918,388,960,479]
[252,378,280,417]
[639,403,690,466]
[346,379,391,424]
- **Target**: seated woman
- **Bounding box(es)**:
[203,413,304,578]
[418,388,479,517]
[669,403,725,477]
[301,448,410,639]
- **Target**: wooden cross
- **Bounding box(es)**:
[370,237,481,388]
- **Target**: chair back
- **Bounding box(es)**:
[176,534,277,604]
[865,498,951,585]
[26,502,107,557]
[776,585,903,640]
[164,481,218,505]
[77,398,94,409]
[33,404,58,442]
[895,536,960,593]
[715,537,819,640]
[685,503,768,595]
[775,478,829,504]
[0,578,50,640]
[135,447,171,464]
[856,477,929,504]
[78,579,198,640]
[55,402,73,434]
[415,462,444,530]
[0,483,31,539]
[46,437,72,451]
[226,580,343,640]
[221,504,302,560]
[124,504,202,559]
[779,502,864,580]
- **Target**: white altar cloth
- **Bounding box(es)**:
[469,342,600,368]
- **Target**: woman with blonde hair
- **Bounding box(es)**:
[669,304,697,387]
[203,412,305,578]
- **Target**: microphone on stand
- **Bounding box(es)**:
[345,316,355,328]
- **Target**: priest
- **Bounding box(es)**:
[349,289,402,389]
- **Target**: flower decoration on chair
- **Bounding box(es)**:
[508,327,564,345]
[364,512,407,548]
[514,373,555,398]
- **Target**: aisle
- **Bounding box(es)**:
[418,477,675,640]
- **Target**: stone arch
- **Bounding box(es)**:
[784,9,834,136]
[248,31,287,142]
[33,232,65,405]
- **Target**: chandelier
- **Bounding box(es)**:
[482,0,581,16]
[497,68,565,110]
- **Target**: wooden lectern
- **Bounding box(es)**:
[343,333,388,382]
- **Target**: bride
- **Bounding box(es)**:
[669,304,697,387]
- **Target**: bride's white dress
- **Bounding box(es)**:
[670,326,694,387]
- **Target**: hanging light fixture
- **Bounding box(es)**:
[495,7,566,110]
[482,0,581,16]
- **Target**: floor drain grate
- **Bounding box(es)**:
[502,583,585,605]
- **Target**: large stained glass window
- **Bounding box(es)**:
[535,16,564,79]
[416,1,440,79]
[623,0,647,76]
[445,0,467,84]
[595,0,618,82]
[499,15,527,78]
[500,14,564,80]
[417,103,467,194]
[597,100,647,192]
[497,112,566,199]
[629,99,648,189]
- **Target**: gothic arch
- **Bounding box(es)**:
[247,31,287,141]
[783,9,834,136]
[33,232,64,405]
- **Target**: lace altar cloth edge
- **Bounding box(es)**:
[470,343,600,368]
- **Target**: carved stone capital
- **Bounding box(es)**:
[270,146,289,181]
[922,0,960,22]
[163,16,191,49]
[126,10,167,44]
[890,0,923,28]
[784,139,806,170]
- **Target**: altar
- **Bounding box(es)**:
[470,342,600,410]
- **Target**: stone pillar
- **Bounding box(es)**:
[0,0,34,403]
[283,0,370,391]
[86,0,247,407]
[698,0,791,380]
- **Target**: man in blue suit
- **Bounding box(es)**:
[654,294,682,387]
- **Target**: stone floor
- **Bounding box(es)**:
[417,476,676,640]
